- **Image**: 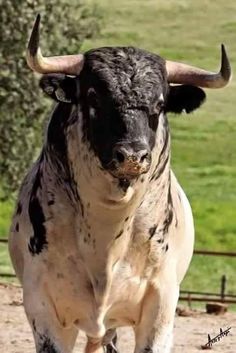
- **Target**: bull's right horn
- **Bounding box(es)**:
[166,44,231,88]
[26,14,84,75]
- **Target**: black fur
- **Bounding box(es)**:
[150,118,170,181]
[38,336,58,353]
[16,202,22,215]
[149,225,157,239]
[166,85,206,114]
[28,159,48,256]
[119,178,130,191]
[28,196,47,255]
[46,103,73,156]
[40,74,79,103]
[32,319,36,332]
[143,346,153,353]
[154,155,169,181]
[79,47,168,169]
[47,199,54,206]
[115,230,123,239]
[161,185,174,236]
[46,103,84,211]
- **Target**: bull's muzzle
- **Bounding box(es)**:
[110,145,151,178]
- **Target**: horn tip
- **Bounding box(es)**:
[221,43,225,51]
[36,13,41,23]
[27,14,41,56]
[220,43,232,83]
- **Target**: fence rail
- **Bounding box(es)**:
[180,290,236,299]
[179,296,236,304]
[1,238,236,304]
[194,250,236,257]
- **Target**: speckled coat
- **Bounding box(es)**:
[9,47,206,353]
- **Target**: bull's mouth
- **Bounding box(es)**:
[104,160,150,194]
[107,159,151,180]
[118,178,131,192]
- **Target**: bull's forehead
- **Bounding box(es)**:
[83,47,167,107]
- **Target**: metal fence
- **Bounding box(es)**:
[179,251,236,305]
[1,237,236,304]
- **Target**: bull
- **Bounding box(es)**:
[9,14,231,353]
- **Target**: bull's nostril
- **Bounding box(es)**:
[140,153,149,163]
[114,151,125,164]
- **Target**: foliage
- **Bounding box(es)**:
[0,0,100,198]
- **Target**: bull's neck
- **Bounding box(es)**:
[74,154,171,231]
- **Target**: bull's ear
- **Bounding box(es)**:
[166,85,206,114]
[39,74,79,103]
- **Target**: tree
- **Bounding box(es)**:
[0,0,100,198]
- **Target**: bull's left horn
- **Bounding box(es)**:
[26,14,84,75]
[166,44,231,88]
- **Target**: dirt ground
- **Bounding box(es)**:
[0,283,235,353]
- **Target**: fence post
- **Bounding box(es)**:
[187,292,192,309]
[221,275,226,302]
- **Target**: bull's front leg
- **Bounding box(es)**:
[134,275,179,353]
[23,286,78,353]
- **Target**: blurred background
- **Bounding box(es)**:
[0,0,235,308]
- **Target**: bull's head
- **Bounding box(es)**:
[27,15,231,183]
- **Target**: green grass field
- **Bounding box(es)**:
[1,0,235,306]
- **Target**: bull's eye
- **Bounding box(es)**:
[87,88,99,110]
[154,100,165,114]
